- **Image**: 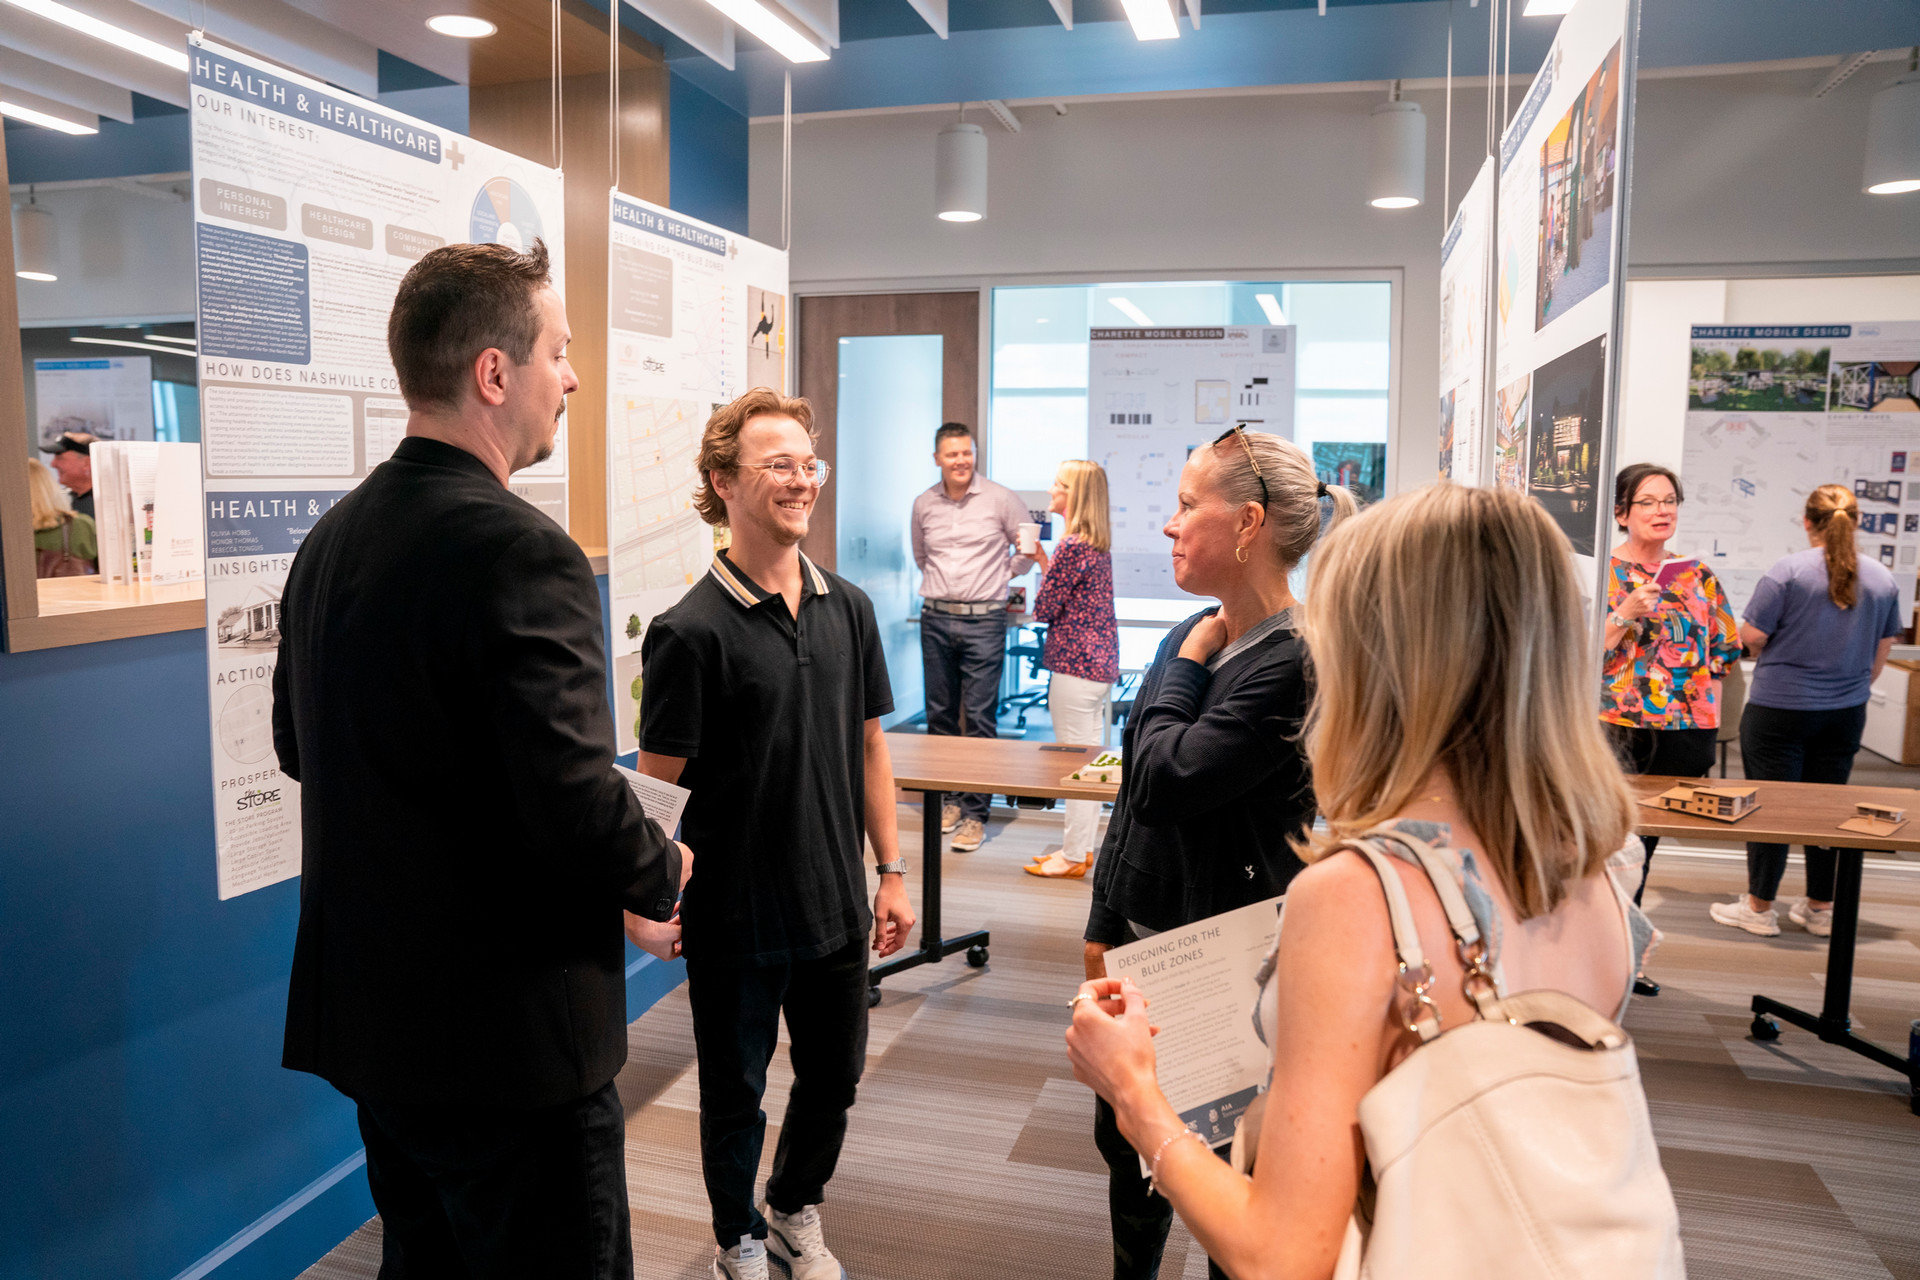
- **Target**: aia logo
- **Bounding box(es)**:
[236,787,282,812]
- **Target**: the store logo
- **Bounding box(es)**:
[235,787,283,812]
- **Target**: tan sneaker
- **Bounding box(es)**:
[940,801,961,833]
[950,817,985,851]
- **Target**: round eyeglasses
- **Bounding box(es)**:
[744,458,831,487]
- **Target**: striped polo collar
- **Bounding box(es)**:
[708,548,830,608]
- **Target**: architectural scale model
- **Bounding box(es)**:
[1643,783,1760,823]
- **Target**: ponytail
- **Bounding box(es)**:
[1805,483,1859,609]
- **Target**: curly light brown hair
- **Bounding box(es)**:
[693,387,818,526]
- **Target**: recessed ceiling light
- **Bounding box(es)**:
[1370,196,1421,209]
[143,334,199,346]
[1255,293,1286,325]
[1868,179,1920,195]
[1119,0,1179,40]
[17,271,58,282]
[0,100,97,135]
[0,0,190,70]
[425,14,497,37]
[1109,297,1154,326]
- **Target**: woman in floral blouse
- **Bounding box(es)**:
[1603,463,1740,990]
[1027,460,1120,879]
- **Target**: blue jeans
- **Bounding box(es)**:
[921,610,1005,822]
[1740,701,1865,902]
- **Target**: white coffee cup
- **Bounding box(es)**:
[1017,522,1041,556]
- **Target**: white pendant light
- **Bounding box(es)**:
[425,14,498,37]
[1863,71,1920,196]
[14,189,57,282]
[936,116,987,222]
[1367,87,1426,210]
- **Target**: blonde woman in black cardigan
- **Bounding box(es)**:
[1081,426,1354,1280]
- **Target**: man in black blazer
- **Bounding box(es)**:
[272,240,688,1279]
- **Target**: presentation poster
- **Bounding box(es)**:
[1087,326,1297,598]
[191,38,565,899]
[1493,0,1630,560]
[604,191,788,754]
[1439,159,1495,485]
[33,357,154,448]
[1682,321,1920,620]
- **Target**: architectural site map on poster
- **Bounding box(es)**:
[1087,326,1297,598]
[605,192,789,752]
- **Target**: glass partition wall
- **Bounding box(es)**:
[988,278,1392,637]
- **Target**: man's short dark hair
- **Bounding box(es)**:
[388,240,553,409]
[934,422,973,450]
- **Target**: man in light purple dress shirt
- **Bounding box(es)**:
[910,422,1035,851]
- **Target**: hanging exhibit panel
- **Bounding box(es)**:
[1492,0,1638,565]
[1682,321,1920,620]
[1439,158,1496,485]
[1087,325,1298,599]
[191,38,566,899]
[604,191,790,754]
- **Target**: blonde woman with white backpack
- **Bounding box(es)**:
[1066,483,1684,1280]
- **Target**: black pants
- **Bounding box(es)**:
[1740,701,1866,903]
[1606,723,1718,905]
[687,938,870,1247]
[921,610,1005,821]
[1094,1097,1229,1280]
[354,1079,632,1280]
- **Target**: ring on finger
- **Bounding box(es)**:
[1068,992,1099,1010]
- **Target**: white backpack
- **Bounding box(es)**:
[1234,827,1685,1280]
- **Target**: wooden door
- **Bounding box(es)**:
[797,291,979,570]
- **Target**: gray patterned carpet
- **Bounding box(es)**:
[302,803,1920,1280]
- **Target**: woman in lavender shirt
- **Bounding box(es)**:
[1027,460,1120,879]
[1710,484,1906,939]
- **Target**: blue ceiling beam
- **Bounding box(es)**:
[667,0,1920,118]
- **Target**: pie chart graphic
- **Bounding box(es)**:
[470,177,544,251]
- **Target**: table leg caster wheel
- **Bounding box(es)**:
[1751,1015,1781,1042]
[966,944,989,968]
[866,986,882,1008]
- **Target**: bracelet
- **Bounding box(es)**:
[1146,1128,1206,1196]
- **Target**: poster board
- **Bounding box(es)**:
[1439,159,1495,484]
[1681,321,1920,620]
[1491,0,1635,563]
[190,37,566,899]
[604,191,789,754]
[1086,325,1297,598]
[33,357,154,447]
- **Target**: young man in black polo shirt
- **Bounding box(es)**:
[638,387,914,1280]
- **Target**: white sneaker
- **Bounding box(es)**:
[1789,898,1834,937]
[940,801,961,833]
[1709,898,1781,936]
[766,1204,848,1280]
[714,1235,770,1280]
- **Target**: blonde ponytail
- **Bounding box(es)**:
[1805,484,1860,609]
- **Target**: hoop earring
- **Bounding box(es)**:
[1235,545,1249,564]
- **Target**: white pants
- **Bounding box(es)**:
[1048,670,1112,862]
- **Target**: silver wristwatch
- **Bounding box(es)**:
[875,859,908,877]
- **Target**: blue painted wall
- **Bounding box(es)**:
[669,72,750,236]
[0,579,681,1280]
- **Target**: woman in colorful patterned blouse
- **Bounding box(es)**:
[1603,463,1741,971]
[1027,460,1120,878]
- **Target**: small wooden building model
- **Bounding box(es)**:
[1651,784,1760,823]
[1857,802,1906,823]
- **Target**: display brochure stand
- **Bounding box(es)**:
[1748,850,1920,1116]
